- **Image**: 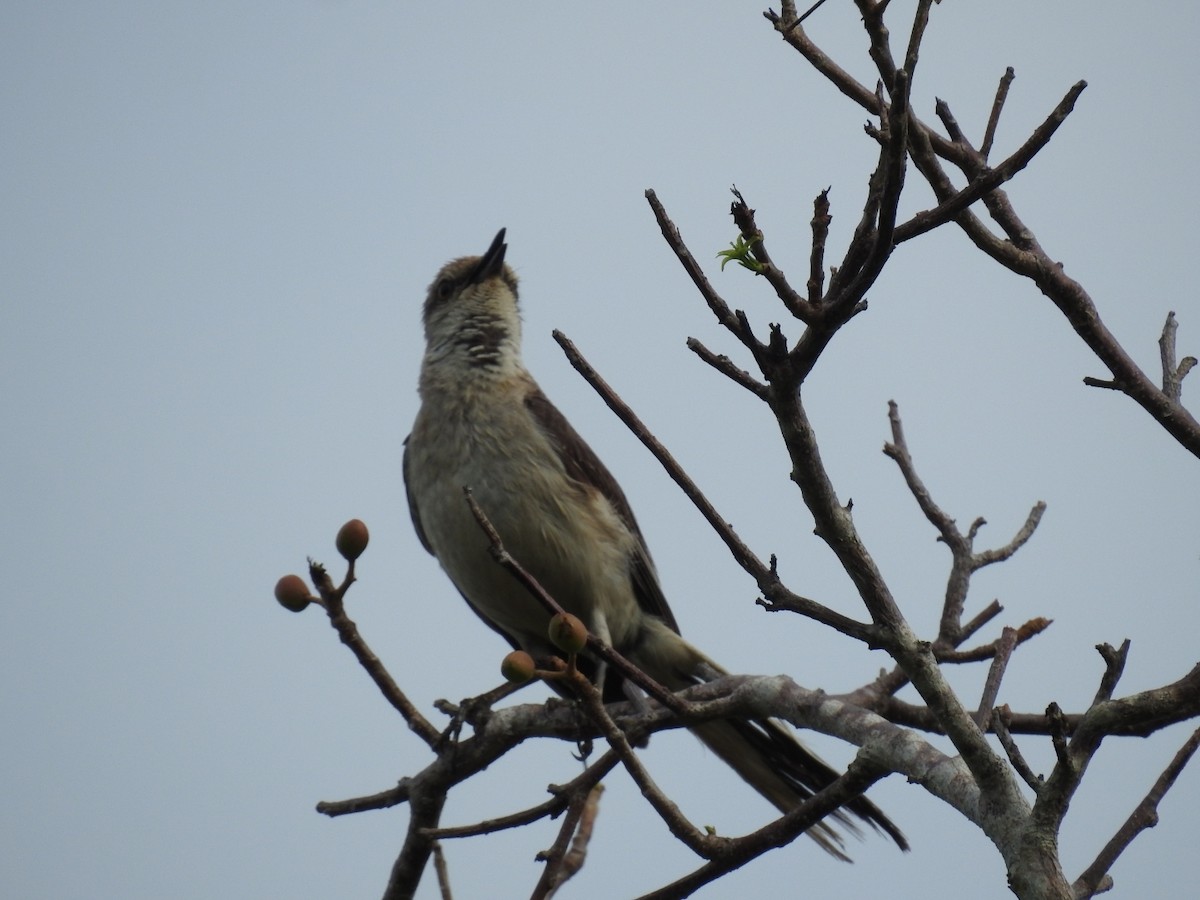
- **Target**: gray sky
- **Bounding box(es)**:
[3,2,1198,898]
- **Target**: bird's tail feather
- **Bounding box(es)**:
[691,718,854,859]
[629,624,908,858]
[692,716,909,856]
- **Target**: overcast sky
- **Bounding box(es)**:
[3,2,1198,898]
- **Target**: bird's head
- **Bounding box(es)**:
[421,228,522,374]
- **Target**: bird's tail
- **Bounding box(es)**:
[628,620,908,859]
[689,715,907,859]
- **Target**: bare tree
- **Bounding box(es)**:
[275,3,1199,898]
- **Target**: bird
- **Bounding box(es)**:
[403,228,907,858]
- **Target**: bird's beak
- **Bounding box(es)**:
[469,228,508,285]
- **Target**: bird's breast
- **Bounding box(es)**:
[407,387,642,650]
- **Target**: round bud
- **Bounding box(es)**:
[500,650,537,683]
[548,612,588,654]
[274,574,312,612]
[336,519,369,561]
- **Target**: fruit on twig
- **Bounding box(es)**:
[501,650,537,683]
[274,574,312,612]
[548,612,587,654]
[336,519,369,561]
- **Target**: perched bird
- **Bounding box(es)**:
[403,229,907,858]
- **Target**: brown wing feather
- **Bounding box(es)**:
[523,388,680,634]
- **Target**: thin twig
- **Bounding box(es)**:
[532,782,604,899]
[808,188,832,304]
[1159,310,1197,402]
[1092,641,1130,706]
[1048,703,1071,770]
[936,96,969,146]
[899,69,1200,456]
[972,502,1046,568]
[785,0,832,33]
[636,755,890,900]
[863,615,1050,706]
[1073,726,1200,898]
[432,843,453,900]
[936,618,1052,664]
[993,705,1042,792]
[555,785,604,896]
[318,780,412,817]
[645,189,748,340]
[960,600,1004,642]
[901,0,935,85]
[883,401,958,540]
[307,558,442,747]
[974,627,1018,729]
[884,401,1045,644]
[425,752,621,840]
[569,669,715,856]
[980,67,1016,159]
[895,80,1088,245]
[686,336,769,399]
[730,186,814,321]
[823,69,910,317]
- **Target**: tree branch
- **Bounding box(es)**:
[306,558,442,748]
[553,329,880,644]
[1159,310,1197,402]
[980,67,1016,160]
[1073,726,1200,898]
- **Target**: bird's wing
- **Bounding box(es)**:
[402,435,433,555]
[523,387,681,634]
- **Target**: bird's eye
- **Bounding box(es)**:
[435,278,456,301]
